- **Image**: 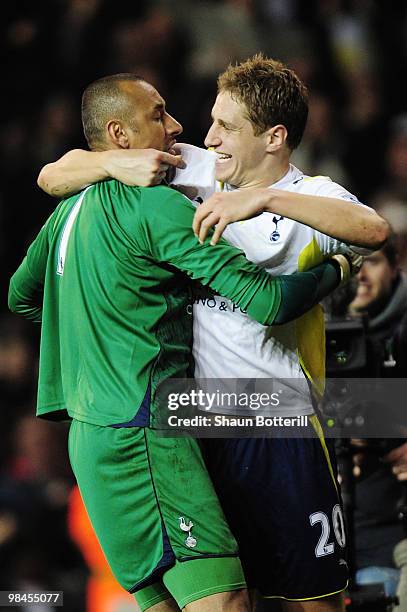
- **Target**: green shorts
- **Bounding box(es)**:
[68,420,245,609]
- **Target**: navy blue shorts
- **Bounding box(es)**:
[201,416,348,601]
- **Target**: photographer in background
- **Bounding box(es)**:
[348,234,407,603]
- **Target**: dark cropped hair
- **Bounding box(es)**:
[217,54,308,150]
[82,73,144,149]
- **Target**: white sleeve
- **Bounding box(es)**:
[305,177,374,256]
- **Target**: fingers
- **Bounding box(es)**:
[353,452,365,467]
[150,160,175,186]
[193,197,231,244]
[192,202,217,241]
[159,152,186,169]
[392,464,407,481]
[384,443,407,463]
[174,154,186,169]
[389,457,407,471]
[151,170,168,186]
[197,212,221,244]
[210,219,228,245]
[194,211,229,245]
[192,205,207,236]
[192,196,222,236]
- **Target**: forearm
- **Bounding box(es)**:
[243,260,340,326]
[259,188,390,249]
[194,188,390,248]
[38,148,186,198]
[272,260,341,324]
[206,248,342,326]
[37,149,109,197]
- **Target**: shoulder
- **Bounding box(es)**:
[46,194,85,238]
[128,185,197,238]
[97,180,143,201]
[283,166,336,194]
[96,181,164,216]
[139,184,195,212]
[293,172,360,202]
[292,171,332,192]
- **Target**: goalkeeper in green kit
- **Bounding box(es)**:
[9,74,355,612]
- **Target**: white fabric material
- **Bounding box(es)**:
[171,143,218,202]
[170,145,366,416]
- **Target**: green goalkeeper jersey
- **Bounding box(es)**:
[9,182,287,426]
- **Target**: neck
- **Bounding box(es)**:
[234,158,290,190]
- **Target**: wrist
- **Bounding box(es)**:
[330,254,351,285]
[99,150,118,180]
[261,188,277,213]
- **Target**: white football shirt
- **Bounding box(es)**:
[171,144,368,416]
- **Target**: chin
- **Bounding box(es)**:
[215,170,234,184]
[352,298,371,311]
[215,161,234,182]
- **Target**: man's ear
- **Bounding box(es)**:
[265,124,288,152]
[106,120,130,149]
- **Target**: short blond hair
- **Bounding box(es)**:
[217,54,308,150]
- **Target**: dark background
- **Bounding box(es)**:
[1,1,406,610]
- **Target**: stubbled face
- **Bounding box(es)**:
[123,81,182,151]
[351,251,398,314]
[204,90,270,189]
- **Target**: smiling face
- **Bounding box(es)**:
[206,55,309,188]
[204,91,274,189]
[351,251,398,315]
[120,80,182,152]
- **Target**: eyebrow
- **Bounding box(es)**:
[153,102,165,112]
[211,116,238,130]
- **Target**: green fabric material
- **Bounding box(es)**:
[8,182,282,425]
[8,180,340,424]
[272,260,341,325]
[68,420,240,592]
[134,583,172,612]
[134,556,246,611]
[162,557,246,610]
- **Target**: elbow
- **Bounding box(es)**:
[8,294,41,322]
[8,282,27,317]
[8,280,17,313]
[37,164,58,196]
[8,298,16,314]
[8,289,19,315]
[371,216,391,250]
[357,213,391,250]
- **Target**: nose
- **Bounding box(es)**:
[165,113,183,137]
[356,262,368,281]
[204,123,221,149]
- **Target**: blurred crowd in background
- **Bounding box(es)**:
[1,1,407,609]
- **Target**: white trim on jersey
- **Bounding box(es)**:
[57,186,91,276]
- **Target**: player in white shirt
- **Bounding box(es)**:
[186,55,385,612]
[172,145,366,417]
[38,56,389,612]
[176,145,354,610]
